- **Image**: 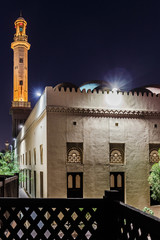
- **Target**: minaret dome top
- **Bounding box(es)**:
[11,15,30,50]
[14,16,27,26]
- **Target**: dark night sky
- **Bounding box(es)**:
[0,0,160,149]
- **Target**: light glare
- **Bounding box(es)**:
[105,91,122,107]
[19,124,23,129]
[112,88,118,92]
[36,91,41,97]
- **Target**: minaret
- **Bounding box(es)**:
[10,16,31,137]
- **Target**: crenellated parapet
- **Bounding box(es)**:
[53,85,160,96]
[47,86,160,112]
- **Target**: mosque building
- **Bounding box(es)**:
[11,16,160,212]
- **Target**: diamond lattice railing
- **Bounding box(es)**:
[0,198,105,239]
[114,201,160,240]
[1,195,160,240]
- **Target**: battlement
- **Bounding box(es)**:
[53,85,160,98]
[17,85,160,141]
[46,85,160,112]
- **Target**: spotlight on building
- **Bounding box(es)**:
[36,91,41,97]
[19,124,23,129]
[5,141,9,152]
[112,87,118,92]
[105,87,122,106]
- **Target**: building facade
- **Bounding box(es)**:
[15,85,160,211]
[10,16,160,213]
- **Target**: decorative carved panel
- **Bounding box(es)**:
[67,143,83,163]
[67,149,82,163]
[110,143,124,164]
[149,150,159,163]
[149,144,160,163]
[110,150,123,163]
[47,106,160,119]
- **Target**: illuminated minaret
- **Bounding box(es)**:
[10,15,31,137]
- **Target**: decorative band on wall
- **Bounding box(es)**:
[47,106,160,119]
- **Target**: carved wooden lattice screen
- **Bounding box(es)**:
[0,198,105,240]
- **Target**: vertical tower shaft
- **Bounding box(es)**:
[10,16,31,137]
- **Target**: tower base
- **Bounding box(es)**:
[10,101,31,138]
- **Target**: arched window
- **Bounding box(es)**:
[68,175,73,188]
[76,175,81,188]
[110,174,115,188]
[117,174,122,187]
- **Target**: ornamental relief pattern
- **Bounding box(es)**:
[67,149,82,163]
[110,143,124,164]
[47,106,160,119]
[149,144,160,163]
[67,143,83,164]
[110,149,123,163]
[149,150,159,163]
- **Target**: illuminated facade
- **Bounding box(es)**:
[11,17,160,216]
[10,16,31,137]
[15,84,160,216]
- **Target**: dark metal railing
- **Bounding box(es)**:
[104,190,160,240]
[0,198,106,239]
[0,174,19,198]
[114,201,160,240]
[0,190,159,239]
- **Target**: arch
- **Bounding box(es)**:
[110,174,115,188]
[75,175,81,188]
[68,175,73,188]
[117,174,122,187]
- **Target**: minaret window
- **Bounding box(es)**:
[19,80,23,85]
[19,58,23,63]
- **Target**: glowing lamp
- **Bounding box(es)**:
[19,124,23,129]
[36,91,41,97]
[5,141,9,148]
[112,88,118,92]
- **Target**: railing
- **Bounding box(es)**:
[12,101,31,108]
[0,174,19,198]
[0,198,105,239]
[0,191,159,239]
[14,35,28,42]
[114,201,160,240]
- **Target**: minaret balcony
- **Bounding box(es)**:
[12,101,31,108]
[14,35,28,42]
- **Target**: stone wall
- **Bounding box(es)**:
[16,86,160,211]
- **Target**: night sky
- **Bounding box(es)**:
[0,0,160,150]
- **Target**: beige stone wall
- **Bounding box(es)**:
[17,91,48,197]
[47,111,158,210]
[16,86,160,212]
[46,86,160,111]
